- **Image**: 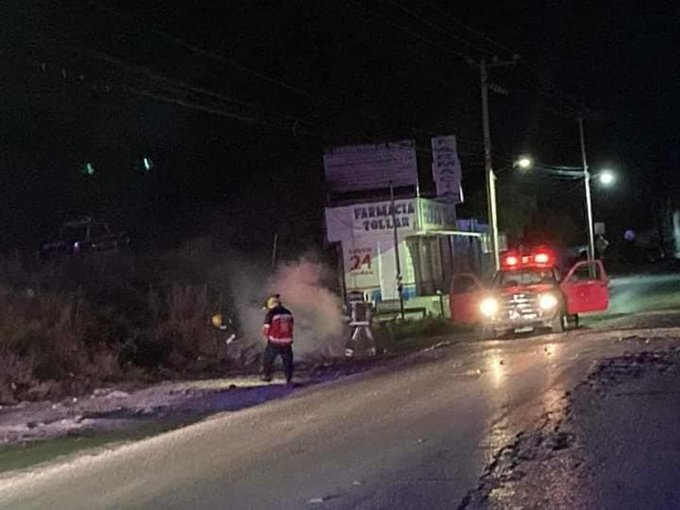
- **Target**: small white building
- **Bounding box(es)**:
[325,197,486,303]
[323,136,488,306]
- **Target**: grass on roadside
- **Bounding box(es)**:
[0,422,177,474]
[374,316,472,354]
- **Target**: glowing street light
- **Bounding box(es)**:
[598,169,615,185]
[509,144,619,265]
[515,155,534,170]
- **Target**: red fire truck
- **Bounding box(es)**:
[449,247,609,339]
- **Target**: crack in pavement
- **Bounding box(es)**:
[458,347,680,509]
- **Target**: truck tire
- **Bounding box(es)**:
[569,314,579,329]
[551,313,565,333]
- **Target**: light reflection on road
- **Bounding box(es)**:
[544,342,559,357]
[488,352,505,388]
[480,340,585,508]
[479,340,573,500]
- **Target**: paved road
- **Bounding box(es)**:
[2,273,680,509]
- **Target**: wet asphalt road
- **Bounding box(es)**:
[2,273,680,509]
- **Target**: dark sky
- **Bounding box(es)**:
[1,0,677,252]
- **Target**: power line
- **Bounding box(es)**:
[21,5,491,149]
[418,0,590,115]
[518,62,589,116]
[122,84,284,128]
[89,0,314,98]
[87,1,488,146]
[91,0,593,136]
[32,42,488,149]
[379,0,591,117]
[61,42,316,128]
[345,0,473,62]
[380,0,493,56]
[20,47,299,131]
[421,0,516,56]
[345,0,585,126]
[402,123,485,147]
[17,25,320,132]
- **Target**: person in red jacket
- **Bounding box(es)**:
[261,294,295,383]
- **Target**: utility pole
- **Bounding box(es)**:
[480,59,499,271]
[390,182,405,320]
[578,116,596,262]
[478,56,518,271]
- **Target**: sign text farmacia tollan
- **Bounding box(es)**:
[353,202,415,231]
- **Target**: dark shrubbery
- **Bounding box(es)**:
[0,244,243,402]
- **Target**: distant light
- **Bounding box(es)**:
[516,155,533,170]
[143,157,154,172]
[599,170,615,185]
[81,162,95,176]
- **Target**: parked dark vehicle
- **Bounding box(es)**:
[42,217,129,257]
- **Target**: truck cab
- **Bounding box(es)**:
[450,247,609,339]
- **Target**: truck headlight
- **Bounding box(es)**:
[480,297,499,317]
[539,293,559,310]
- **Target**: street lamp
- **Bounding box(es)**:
[598,169,615,185]
[509,150,618,263]
[515,155,534,170]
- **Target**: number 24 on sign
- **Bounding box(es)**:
[350,253,372,271]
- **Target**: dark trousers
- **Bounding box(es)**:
[262,342,293,381]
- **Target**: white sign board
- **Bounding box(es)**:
[431,135,463,203]
[323,140,418,193]
[352,200,417,233]
[325,198,457,299]
[340,235,415,299]
[326,198,456,238]
[418,199,457,232]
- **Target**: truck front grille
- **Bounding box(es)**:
[501,292,540,320]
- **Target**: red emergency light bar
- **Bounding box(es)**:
[501,247,555,269]
[534,252,550,264]
[504,255,519,267]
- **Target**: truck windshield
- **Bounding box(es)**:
[496,269,556,288]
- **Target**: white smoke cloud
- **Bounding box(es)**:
[266,257,346,358]
[228,253,346,360]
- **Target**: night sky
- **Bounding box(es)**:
[2,0,677,254]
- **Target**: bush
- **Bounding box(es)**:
[0,286,92,398]
[0,240,372,400]
[0,244,244,401]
